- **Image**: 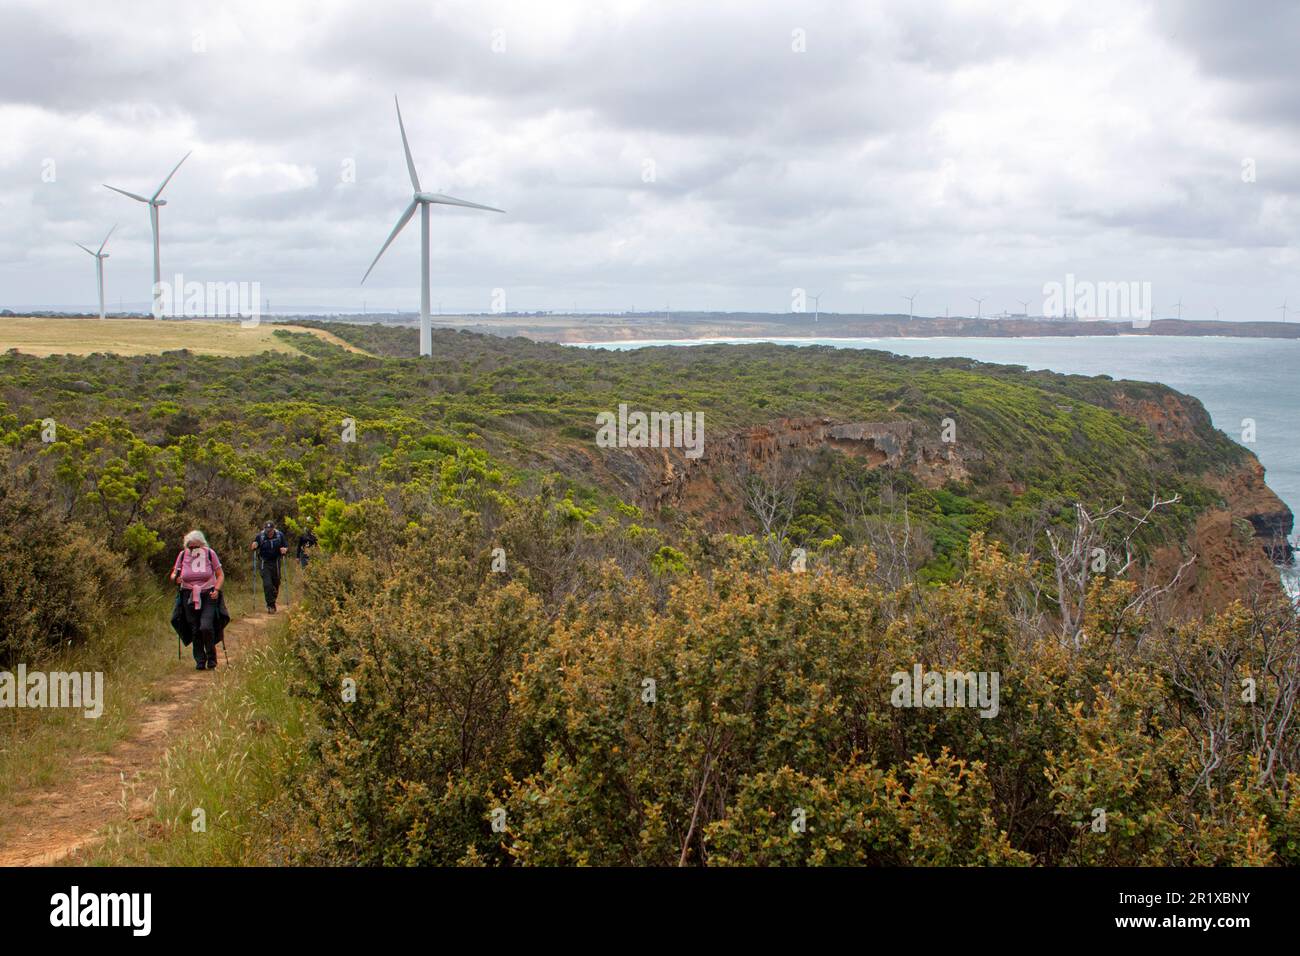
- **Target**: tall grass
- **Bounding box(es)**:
[86,618,312,865]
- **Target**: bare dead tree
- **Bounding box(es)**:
[738,455,802,568]
[1043,493,1196,649]
[830,467,931,588]
[1163,599,1300,798]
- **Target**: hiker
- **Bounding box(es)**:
[169,530,226,670]
[296,525,318,569]
[251,520,289,612]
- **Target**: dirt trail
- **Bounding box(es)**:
[0,606,282,866]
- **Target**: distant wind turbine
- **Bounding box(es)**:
[811,291,823,323]
[1173,297,1183,321]
[1280,299,1289,324]
[1213,302,1220,321]
[361,97,504,357]
[903,291,918,321]
[104,153,190,317]
[970,296,986,319]
[75,225,117,320]
[1017,299,1030,317]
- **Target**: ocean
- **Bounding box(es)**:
[578,335,1300,593]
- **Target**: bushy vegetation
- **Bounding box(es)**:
[2,324,1291,866]
[0,447,129,664]
[282,498,1299,866]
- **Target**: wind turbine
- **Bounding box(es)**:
[970,296,985,319]
[74,225,116,320]
[903,291,918,321]
[1280,299,1289,324]
[1173,297,1183,321]
[811,291,823,323]
[1213,302,1220,321]
[104,153,190,317]
[1017,298,1030,317]
[362,97,504,357]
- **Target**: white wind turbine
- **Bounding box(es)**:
[970,296,986,319]
[1280,299,1289,324]
[811,291,823,323]
[903,291,918,321]
[104,153,190,317]
[75,225,117,320]
[1017,298,1031,317]
[362,97,504,357]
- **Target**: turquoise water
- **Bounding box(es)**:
[579,335,1300,588]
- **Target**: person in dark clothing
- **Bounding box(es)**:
[296,527,318,569]
[171,530,225,669]
[251,520,289,612]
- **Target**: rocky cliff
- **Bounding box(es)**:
[599,416,981,527]
[584,401,1291,610]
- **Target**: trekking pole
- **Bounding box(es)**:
[174,581,181,659]
[251,552,258,613]
[282,554,291,607]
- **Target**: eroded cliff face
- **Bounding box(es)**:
[598,417,981,529]
[1107,391,1204,442]
[1106,388,1294,570]
[1203,457,1295,564]
[581,395,1292,609]
[1151,508,1287,610]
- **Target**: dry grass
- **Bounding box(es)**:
[0,317,369,358]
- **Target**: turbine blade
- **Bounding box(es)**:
[424,192,504,213]
[394,97,422,193]
[104,184,150,203]
[97,223,117,255]
[361,199,418,284]
[152,151,191,201]
[74,242,96,256]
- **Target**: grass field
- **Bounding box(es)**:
[0,317,368,357]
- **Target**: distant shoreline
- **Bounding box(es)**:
[417,314,1300,344]
[7,312,1300,345]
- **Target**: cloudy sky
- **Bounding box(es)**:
[1,0,1297,318]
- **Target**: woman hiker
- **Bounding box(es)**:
[170,530,227,670]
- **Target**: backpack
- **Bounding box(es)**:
[179,546,217,578]
[256,531,283,561]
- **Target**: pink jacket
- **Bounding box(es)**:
[174,546,222,609]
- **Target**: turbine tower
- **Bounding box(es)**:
[362,97,504,357]
[74,225,116,320]
[811,291,823,323]
[104,153,190,317]
[1017,298,1030,317]
[970,296,985,319]
[1280,299,1289,324]
[1173,297,1183,321]
[903,291,918,321]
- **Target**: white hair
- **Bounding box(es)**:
[183,529,208,548]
